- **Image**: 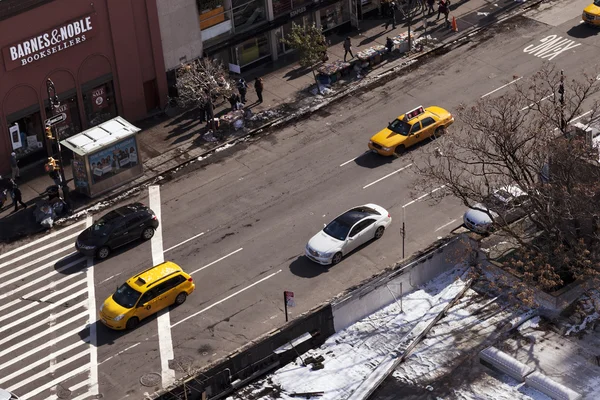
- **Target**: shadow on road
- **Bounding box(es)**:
[567,23,599,39]
[354,151,395,169]
[289,255,330,278]
[53,253,88,274]
[81,312,159,347]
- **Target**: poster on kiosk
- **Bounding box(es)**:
[61,116,143,198]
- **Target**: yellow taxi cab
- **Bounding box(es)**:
[583,1,600,26]
[368,105,454,156]
[99,261,194,330]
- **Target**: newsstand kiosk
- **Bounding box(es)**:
[61,116,143,198]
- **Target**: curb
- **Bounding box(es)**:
[54,0,543,228]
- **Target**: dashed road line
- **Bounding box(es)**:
[481,77,522,98]
[98,342,140,365]
[403,185,446,208]
[520,93,554,111]
[165,231,206,253]
[340,152,368,167]
[363,163,413,189]
[190,248,244,275]
[435,219,458,232]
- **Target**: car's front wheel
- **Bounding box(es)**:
[331,252,343,265]
[126,317,139,330]
[96,246,110,260]
[394,145,406,155]
[374,226,385,239]
[141,227,155,240]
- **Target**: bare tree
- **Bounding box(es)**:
[175,58,235,131]
[416,64,600,297]
[280,22,327,94]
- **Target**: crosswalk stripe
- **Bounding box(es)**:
[47,380,90,400]
[0,311,88,358]
[0,338,89,386]
[0,252,77,289]
[0,256,85,300]
[0,244,76,278]
[0,273,81,313]
[0,287,87,334]
[8,349,89,392]
[0,327,87,373]
[19,364,89,400]
[0,300,86,346]
[0,226,82,262]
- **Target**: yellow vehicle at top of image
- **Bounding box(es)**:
[583,0,600,25]
[368,105,454,156]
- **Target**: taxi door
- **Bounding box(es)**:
[420,117,437,139]
[405,121,423,147]
[133,288,162,321]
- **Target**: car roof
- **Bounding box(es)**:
[336,210,371,226]
[0,389,15,400]
[98,203,149,223]
[127,261,183,292]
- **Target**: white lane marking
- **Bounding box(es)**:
[164,231,206,253]
[0,256,85,301]
[0,273,80,313]
[85,215,99,398]
[0,326,88,373]
[0,279,85,323]
[0,242,76,274]
[0,219,85,261]
[520,93,554,111]
[0,250,77,289]
[190,248,244,275]
[340,152,368,167]
[363,163,413,189]
[148,185,176,388]
[8,349,89,392]
[18,364,89,400]
[435,219,458,232]
[0,300,86,346]
[98,342,141,365]
[553,110,593,131]
[0,339,88,385]
[47,380,90,400]
[481,77,522,98]
[403,185,446,208]
[97,272,123,285]
[172,269,283,328]
[0,288,87,333]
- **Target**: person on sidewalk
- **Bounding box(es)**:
[237,78,248,103]
[228,92,241,111]
[437,0,449,23]
[11,184,26,212]
[344,37,355,62]
[255,77,264,104]
[427,0,435,14]
[386,37,394,53]
[10,152,19,180]
[49,169,62,187]
[385,1,397,30]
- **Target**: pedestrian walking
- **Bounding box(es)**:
[385,1,397,30]
[49,169,62,187]
[386,37,394,53]
[427,0,435,14]
[228,93,241,111]
[237,78,248,103]
[11,185,26,212]
[343,37,354,62]
[437,0,449,23]
[254,77,264,103]
[10,152,19,180]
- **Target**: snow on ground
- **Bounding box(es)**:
[230,265,469,400]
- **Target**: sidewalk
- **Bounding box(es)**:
[0,0,529,242]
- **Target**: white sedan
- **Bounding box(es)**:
[305,204,392,265]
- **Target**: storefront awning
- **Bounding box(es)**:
[61,116,141,156]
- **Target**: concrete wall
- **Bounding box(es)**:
[331,234,477,332]
[156,0,204,71]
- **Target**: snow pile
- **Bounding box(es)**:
[232,265,469,400]
[249,109,281,122]
[565,290,600,336]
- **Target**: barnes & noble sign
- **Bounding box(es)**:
[2,15,96,71]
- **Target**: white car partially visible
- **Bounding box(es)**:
[0,388,19,400]
[463,185,528,234]
[305,204,392,265]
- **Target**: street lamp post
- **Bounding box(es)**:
[46,78,70,206]
[559,69,566,132]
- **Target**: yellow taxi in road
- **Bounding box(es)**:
[368,105,454,156]
[99,261,194,330]
[583,1,600,26]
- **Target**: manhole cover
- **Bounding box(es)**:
[55,384,72,399]
[170,356,194,372]
[140,372,161,387]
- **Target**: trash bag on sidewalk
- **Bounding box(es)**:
[34,202,55,228]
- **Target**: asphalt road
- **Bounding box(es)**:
[2,3,600,399]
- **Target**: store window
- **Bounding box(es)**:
[276,14,314,55]
[7,108,46,165]
[198,0,230,30]
[236,33,270,67]
[272,0,313,18]
[232,0,266,32]
[83,81,117,128]
[321,2,350,31]
[44,93,82,141]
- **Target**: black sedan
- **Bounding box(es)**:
[75,203,159,259]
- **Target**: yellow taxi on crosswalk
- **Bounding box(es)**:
[583,1,600,25]
[99,261,194,330]
[368,105,454,156]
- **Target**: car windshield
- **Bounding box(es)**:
[112,283,141,309]
[323,219,351,241]
[595,0,600,6]
[387,119,411,136]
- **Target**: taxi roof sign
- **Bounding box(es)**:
[406,106,425,120]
